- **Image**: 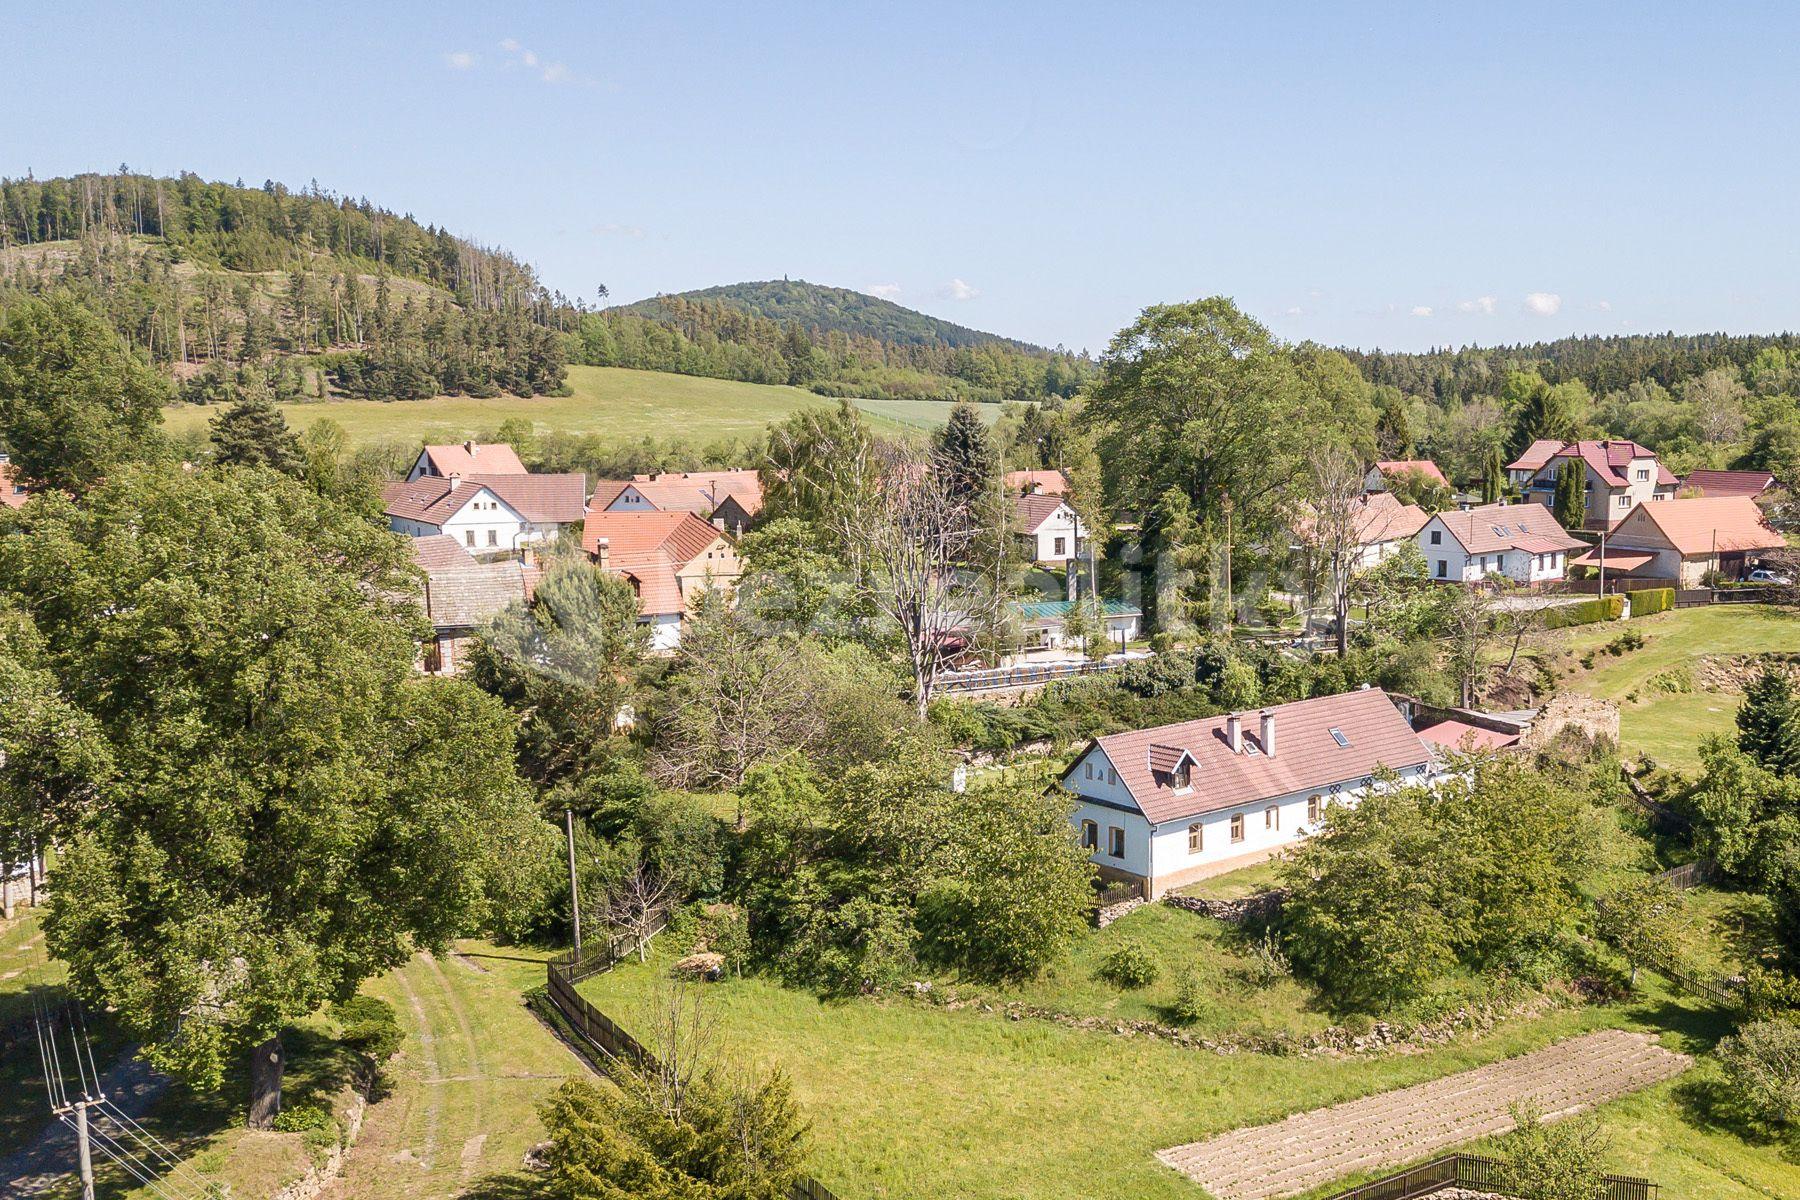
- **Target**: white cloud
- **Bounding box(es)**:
[591,222,646,239]
[941,278,980,301]
[1524,292,1562,316]
[866,283,902,300]
[497,36,578,84]
[1283,306,1305,317]
[1596,299,1612,312]
[499,37,521,51]
[1456,295,1497,315]
[1409,305,1433,318]
[445,50,477,70]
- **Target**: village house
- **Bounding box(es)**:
[583,510,743,651]
[0,453,27,510]
[405,440,529,481]
[1015,492,1085,565]
[384,471,588,551]
[589,469,764,536]
[1295,491,1430,570]
[1363,459,1450,495]
[409,535,536,675]
[1415,501,1586,584]
[1009,598,1141,661]
[1506,439,1677,529]
[1680,469,1777,499]
[1005,468,1070,496]
[1570,495,1785,587]
[1061,687,1437,898]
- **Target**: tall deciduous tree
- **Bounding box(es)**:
[1,464,547,1126]
[0,293,169,491]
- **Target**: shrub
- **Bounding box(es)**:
[1546,595,1625,629]
[1631,587,1674,617]
[1647,666,1692,694]
[273,1102,335,1135]
[1239,931,1291,989]
[1489,1100,1610,1200]
[1170,968,1205,1024]
[1716,1019,1800,1127]
[331,996,403,1065]
[1096,938,1159,989]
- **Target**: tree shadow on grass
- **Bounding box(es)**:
[1670,1072,1800,1164]
[461,1168,548,1199]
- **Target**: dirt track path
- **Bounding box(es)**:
[1157,1029,1690,1200]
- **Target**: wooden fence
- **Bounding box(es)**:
[542,928,846,1200]
[1324,1153,1656,1200]
[1591,857,1741,1007]
[939,657,1127,693]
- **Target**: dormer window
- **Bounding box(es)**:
[1170,764,1191,791]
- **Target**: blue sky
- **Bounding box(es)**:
[5,1,1798,354]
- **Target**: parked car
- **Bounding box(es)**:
[1746,568,1794,586]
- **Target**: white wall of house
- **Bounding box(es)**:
[1520,456,1669,527]
[1065,744,1435,895]
[604,485,661,513]
[644,612,684,652]
[1416,521,1567,585]
[390,488,567,550]
[1025,505,1085,563]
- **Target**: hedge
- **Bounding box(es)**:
[1545,594,1626,628]
[1630,587,1675,617]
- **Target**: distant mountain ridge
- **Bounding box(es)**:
[623,279,1053,354]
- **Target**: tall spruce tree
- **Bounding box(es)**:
[210,376,305,474]
[1738,667,1800,776]
[933,402,1000,504]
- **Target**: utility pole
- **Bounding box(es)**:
[565,807,582,959]
[1598,525,1607,598]
[1221,491,1234,629]
[73,1097,95,1200]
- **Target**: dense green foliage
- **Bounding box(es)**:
[1489,1101,1612,1200]
[1281,759,1603,1011]
[0,171,567,401]
[1545,595,1625,629]
[1714,1020,1800,1128]
[1631,587,1675,617]
[0,464,550,1103]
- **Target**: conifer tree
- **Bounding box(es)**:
[933,402,999,504]
[1552,459,1587,529]
[1738,667,1800,776]
[209,375,305,475]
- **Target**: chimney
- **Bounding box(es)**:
[1226,713,1243,754]
[594,536,610,571]
[464,439,477,455]
[1259,709,1276,758]
[447,473,461,492]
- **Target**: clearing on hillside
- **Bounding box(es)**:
[1156,1029,1690,1200]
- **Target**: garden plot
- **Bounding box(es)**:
[1156,1029,1689,1200]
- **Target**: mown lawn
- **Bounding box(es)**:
[1533,605,1800,771]
[160,365,982,447]
[576,943,1729,1200]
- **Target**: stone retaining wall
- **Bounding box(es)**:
[1165,890,1287,923]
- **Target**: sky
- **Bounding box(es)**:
[5,1,1799,355]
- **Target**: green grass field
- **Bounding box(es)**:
[1533,604,1800,771]
[160,366,987,447]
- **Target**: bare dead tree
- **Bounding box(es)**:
[593,860,678,963]
[1300,446,1412,657]
[839,443,1002,717]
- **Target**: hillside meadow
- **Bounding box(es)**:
[160,365,988,447]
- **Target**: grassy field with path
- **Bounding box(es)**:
[160,366,986,447]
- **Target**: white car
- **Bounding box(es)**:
[1746,569,1794,586]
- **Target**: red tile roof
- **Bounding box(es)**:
[1507,439,1567,473]
[1508,440,1670,487]
[1430,502,1586,556]
[1681,469,1776,498]
[1373,460,1449,488]
[1613,495,1784,557]
[1015,491,1074,533]
[1293,492,1429,547]
[1077,688,1431,824]
[1417,720,1520,752]
[597,469,764,518]
[0,460,27,510]
[383,473,587,526]
[583,510,736,617]
[419,442,528,477]
[1005,469,1071,496]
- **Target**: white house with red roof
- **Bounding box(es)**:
[1005,468,1070,497]
[1060,688,1437,897]
[1571,495,1784,587]
[589,469,765,535]
[1364,459,1450,494]
[406,440,529,481]
[1015,493,1085,564]
[1506,439,1676,529]
[583,509,742,650]
[383,471,587,551]
[1416,501,1586,584]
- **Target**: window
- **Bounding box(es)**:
[1436,559,1447,578]
[1230,813,1244,843]
[1635,468,1649,481]
[1265,805,1278,830]
[422,637,444,674]
[1188,823,1203,853]
[1084,762,1093,780]
[1170,764,1191,791]
[464,530,476,547]
[1329,728,1350,748]
[1307,795,1321,824]
[1053,536,1067,556]
[1107,826,1125,858]
[1080,820,1097,850]
[1107,768,1118,786]
[487,529,498,546]
[1429,529,1441,545]
[1617,494,1629,507]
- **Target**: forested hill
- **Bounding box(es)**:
[1347,331,1800,403]
[0,171,568,402]
[625,280,1049,352]
[577,280,1092,406]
